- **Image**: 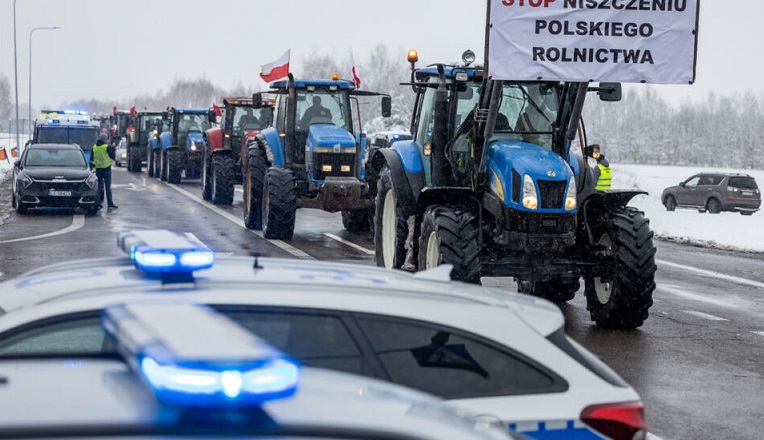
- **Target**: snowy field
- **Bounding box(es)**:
[1,157,761,253]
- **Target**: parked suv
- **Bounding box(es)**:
[662,172,761,215]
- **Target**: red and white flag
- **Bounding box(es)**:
[350,51,361,87]
[260,50,290,83]
[130,105,136,117]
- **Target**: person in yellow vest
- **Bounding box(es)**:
[92,132,118,209]
[590,144,612,191]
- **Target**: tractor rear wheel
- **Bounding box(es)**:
[127,146,141,172]
[374,165,408,269]
[262,167,296,240]
[167,150,183,183]
[201,152,212,200]
[584,206,656,329]
[147,148,155,177]
[159,150,168,181]
[516,277,580,303]
[418,205,481,284]
[243,148,267,230]
[211,154,235,205]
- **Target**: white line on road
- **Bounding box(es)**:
[0,214,85,244]
[752,331,764,338]
[165,183,313,259]
[324,233,375,255]
[657,259,764,290]
[657,285,735,309]
[646,433,665,440]
[683,310,729,321]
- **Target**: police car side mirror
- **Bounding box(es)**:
[381,96,391,118]
[13,159,22,169]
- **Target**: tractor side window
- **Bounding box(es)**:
[415,86,436,151]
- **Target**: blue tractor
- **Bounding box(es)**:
[156,108,215,183]
[247,75,391,239]
[368,50,657,329]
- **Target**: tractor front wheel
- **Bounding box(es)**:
[243,148,267,230]
[167,150,183,183]
[159,151,168,181]
[211,154,235,205]
[342,209,372,233]
[584,206,657,329]
[262,167,296,240]
[201,152,212,200]
[417,205,481,284]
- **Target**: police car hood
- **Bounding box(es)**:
[22,166,91,180]
[307,124,356,148]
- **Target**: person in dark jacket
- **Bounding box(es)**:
[92,133,118,209]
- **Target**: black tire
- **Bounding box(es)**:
[741,211,754,216]
[243,147,267,230]
[417,205,481,284]
[201,152,212,201]
[147,148,155,177]
[84,205,99,216]
[12,192,27,215]
[706,198,721,214]
[159,150,168,181]
[516,277,580,304]
[211,154,235,205]
[185,158,201,179]
[167,150,183,183]
[374,165,408,269]
[262,167,296,240]
[664,195,676,211]
[342,209,371,232]
[584,206,657,329]
[127,146,141,172]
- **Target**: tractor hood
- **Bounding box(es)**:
[186,132,205,151]
[306,124,356,150]
[486,140,573,182]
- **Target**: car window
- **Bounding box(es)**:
[0,314,108,356]
[25,148,86,167]
[728,176,758,189]
[697,176,713,186]
[355,315,566,399]
[684,176,701,187]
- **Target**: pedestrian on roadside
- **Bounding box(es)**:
[92,132,118,209]
[590,144,612,191]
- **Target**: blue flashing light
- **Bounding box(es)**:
[117,230,214,278]
[103,303,301,407]
[393,134,400,140]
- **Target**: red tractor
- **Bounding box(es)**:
[202,97,274,204]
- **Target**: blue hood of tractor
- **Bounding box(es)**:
[187,131,204,151]
[484,140,574,209]
[306,124,356,150]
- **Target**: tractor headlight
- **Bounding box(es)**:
[522,174,538,210]
[190,142,198,152]
[565,176,577,210]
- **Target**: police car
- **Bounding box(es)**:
[0,301,517,439]
[0,230,646,440]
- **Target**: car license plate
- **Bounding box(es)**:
[49,190,72,197]
[742,191,753,196]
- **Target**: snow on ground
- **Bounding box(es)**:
[1,156,761,253]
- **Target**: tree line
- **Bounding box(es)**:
[3,44,762,169]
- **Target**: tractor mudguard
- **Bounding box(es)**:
[578,189,648,244]
[258,127,285,166]
[371,148,421,217]
[206,127,224,153]
[160,132,173,151]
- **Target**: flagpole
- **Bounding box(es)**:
[484,0,491,74]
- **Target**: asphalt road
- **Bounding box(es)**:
[1,166,762,440]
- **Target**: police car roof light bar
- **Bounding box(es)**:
[102,302,301,407]
[117,230,214,282]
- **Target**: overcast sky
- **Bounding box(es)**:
[0,0,761,109]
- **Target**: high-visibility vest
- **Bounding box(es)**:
[92,142,112,169]
[596,163,612,191]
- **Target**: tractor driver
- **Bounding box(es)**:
[238,108,260,131]
[515,84,555,149]
[299,95,332,128]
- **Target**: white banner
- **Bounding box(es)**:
[489,0,699,84]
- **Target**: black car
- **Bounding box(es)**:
[11,143,99,216]
[661,172,761,215]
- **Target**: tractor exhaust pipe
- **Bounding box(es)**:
[431,65,450,187]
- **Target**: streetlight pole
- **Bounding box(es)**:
[13,0,20,153]
[28,26,61,136]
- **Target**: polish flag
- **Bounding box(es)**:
[130,105,136,117]
[212,103,222,117]
[350,51,361,87]
[260,50,290,83]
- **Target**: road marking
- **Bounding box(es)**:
[752,331,764,338]
[165,183,312,259]
[683,310,729,321]
[324,233,375,255]
[658,259,764,290]
[0,214,85,244]
[646,433,665,440]
[183,232,234,256]
[658,285,734,309]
